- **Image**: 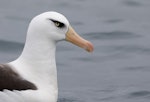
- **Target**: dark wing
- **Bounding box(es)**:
[0,64,37,91]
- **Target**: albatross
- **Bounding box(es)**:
[0,11,94,102]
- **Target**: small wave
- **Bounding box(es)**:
[84,31,140,40]
[0,40,24,53]
[58,98,76,102]
[100,96,115,101]
[127,91,150,98]
[72,57,95,62]
[121,66,150,72]
[99,45,150,55]
[122,0,143,7]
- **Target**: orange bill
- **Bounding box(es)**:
[66,26,94,52]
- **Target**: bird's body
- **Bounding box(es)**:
[0,11,93,102]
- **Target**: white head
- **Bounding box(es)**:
[27,11,93,52]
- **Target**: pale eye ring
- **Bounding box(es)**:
[55,22,60,27]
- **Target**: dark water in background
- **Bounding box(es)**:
[0,0,150,102]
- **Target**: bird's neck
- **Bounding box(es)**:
[20,36,56,62]
[16,30,58,90]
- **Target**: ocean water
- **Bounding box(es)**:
[0,0,150,102]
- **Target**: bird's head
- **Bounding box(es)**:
[28,11,94,52]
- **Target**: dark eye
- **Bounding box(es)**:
[49,19,65,28]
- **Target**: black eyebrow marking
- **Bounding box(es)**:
[49,19,65,28]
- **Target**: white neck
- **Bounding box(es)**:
[16,28,58,89]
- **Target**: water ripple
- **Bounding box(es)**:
[127,91,150,98]
[0,40,24,53]
[84,31,140,40]
[58,98,76,102]
[122,0,143,7]
[100,45,150,55]
[121,66,150,72]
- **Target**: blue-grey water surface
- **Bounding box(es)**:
[0,0,150,102]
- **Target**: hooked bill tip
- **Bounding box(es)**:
[85,41,94,52]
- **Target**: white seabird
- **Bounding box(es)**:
[0,11,94,102]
